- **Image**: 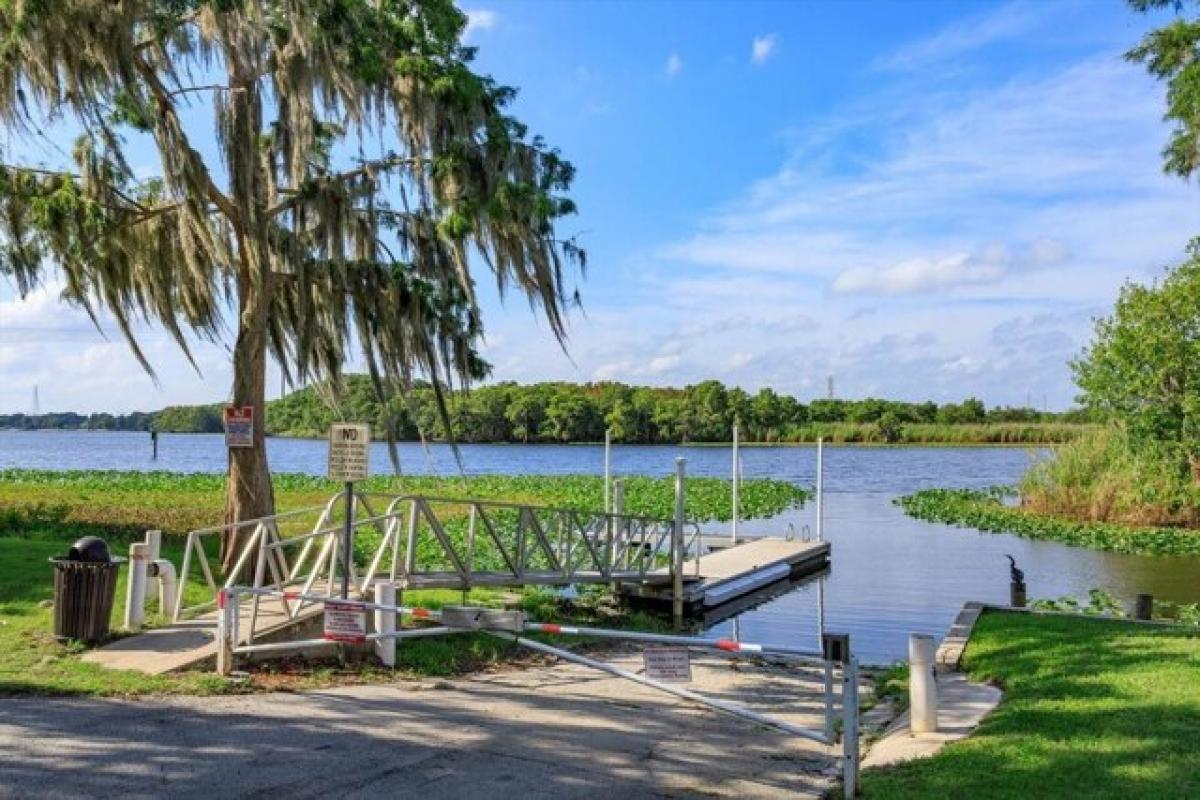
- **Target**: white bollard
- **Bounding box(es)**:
[152,559,177,619]
[375,581,397,668]
[909,633,939,733]
[216,589,235,676]
[144,529,162,563]
[124,542,148,630]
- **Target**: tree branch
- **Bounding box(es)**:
[268,154,429,217]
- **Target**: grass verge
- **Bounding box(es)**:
[895,487,1200,557]
[859,611,1200,799]
[0,529,671,697]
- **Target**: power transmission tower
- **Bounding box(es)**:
[826,376,834,400]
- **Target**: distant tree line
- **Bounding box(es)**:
[0,378,1095,442]
[265,377,1095,443]
[0,411,156,431]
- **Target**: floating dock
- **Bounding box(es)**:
[620,537,830,610]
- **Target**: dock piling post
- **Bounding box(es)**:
[1135,593,1154,620]
[672,457,687,629]
[731,422,740,545]
[816,437,825,542]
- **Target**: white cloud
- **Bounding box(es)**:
[463,8,497,38]
[832,240,1068,295]
[664,52,683,79]
[751,34,778,65]
[878,1,1046,71]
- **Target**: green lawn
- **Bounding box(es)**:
[861,611,1200,799]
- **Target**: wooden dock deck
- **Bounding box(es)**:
[620,538,830,609]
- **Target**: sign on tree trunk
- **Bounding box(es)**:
[224,406,254,449]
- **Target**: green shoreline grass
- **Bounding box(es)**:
[859,610,1200,799]
[896,487,1200,557]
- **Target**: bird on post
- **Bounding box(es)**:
[1005,555,1024,585]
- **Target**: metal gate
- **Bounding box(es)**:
[214,585,862,796]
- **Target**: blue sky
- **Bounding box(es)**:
[1,0,1195,413]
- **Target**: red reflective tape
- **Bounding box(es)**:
[540,624,562,635]
[283,591,299,600]
[716,639,740,652]
[412,607,430,618]
[217,590,226,609]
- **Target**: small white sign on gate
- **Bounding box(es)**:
[328,423,370,482]
[644,646,692,683]
[323,600,367,644]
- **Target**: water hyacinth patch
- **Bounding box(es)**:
[896,487,1200,557]
[0,469,809,541]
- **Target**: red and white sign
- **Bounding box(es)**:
[224,405,254,449]
[323,600,367,644]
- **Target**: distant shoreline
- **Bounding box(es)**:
[0,428,1073,448]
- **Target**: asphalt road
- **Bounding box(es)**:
[0,656,837,799]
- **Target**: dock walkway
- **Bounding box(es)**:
[623,537,830,608]
[85,537,829,675]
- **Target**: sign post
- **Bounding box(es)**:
[328,423,370,599]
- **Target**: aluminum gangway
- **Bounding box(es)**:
[172,487,700,625]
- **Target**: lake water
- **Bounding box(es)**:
[3,430,1199,664]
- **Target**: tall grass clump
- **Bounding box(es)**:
[1020,426,1200,527]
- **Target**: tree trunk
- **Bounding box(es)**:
[219,45,275,575]
[221,282,276,574]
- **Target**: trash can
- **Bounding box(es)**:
[49,536,125,644]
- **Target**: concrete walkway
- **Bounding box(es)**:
[0,653,846,799]
[861,672,1001,768]
[861,601,1002,769]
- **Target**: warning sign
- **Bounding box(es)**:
[323,600,367,643]
[224,406,254,448]
[328,423,370,482]
[644,646,692,683]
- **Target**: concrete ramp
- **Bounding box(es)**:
[82,593,325,675]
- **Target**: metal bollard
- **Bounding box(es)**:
[376,581,397,667]
[842,653,860,797]
[909,633,938,733]
[123,542,148,630]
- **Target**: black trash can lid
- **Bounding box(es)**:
[66,536,111,563]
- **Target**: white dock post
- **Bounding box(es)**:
[376,581,397,668]
[124,542,148,630]
[603,428,612,513]
[731,422,740,545]
[909,633,939,733]
[672,457,687,629]
[815,437,825,542]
